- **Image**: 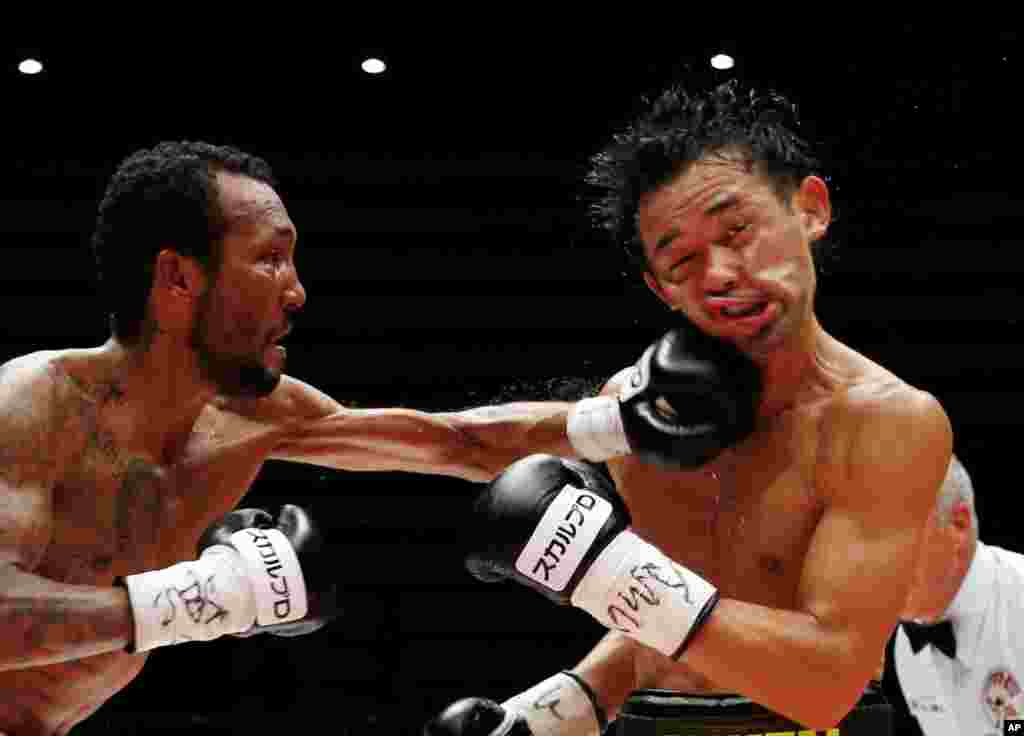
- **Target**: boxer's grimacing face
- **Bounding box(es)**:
[638,153,830,357]
[191,172,307,398]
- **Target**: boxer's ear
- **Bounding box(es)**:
[154,249,207,298]
[794,176,831,242]
[151,249,210,332]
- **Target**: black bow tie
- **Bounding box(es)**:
[902,620,957,659]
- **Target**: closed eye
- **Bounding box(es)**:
[712,222,750,249]
[671,253,695,270]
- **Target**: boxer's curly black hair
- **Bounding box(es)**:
[90,141,278,345]
[586,79,826,274]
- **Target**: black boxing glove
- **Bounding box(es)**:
[466,454,630,605]
[123,504,339,651]
[466,455,719,660]
[196,505,340,638]
[425,697,533,736]
[425,672,605,736]
[567,325,762,469]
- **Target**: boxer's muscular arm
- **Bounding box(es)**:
[681,389,952,729]
[266,376,576,482]
[0,367,133,671]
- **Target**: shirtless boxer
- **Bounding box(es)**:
[425,81,952,734]
[0,142,760,735]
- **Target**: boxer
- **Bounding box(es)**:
[425,80,951,735]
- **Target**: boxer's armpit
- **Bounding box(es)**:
[0,564,133,671]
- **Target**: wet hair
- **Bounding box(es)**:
[90,141,278,345]
[586,79,827,274]
[936,456,978,529]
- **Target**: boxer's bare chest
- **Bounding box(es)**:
[617,404,824,613]
[613,400,840,693]
[40,404,270,586]
[0,388,277,735]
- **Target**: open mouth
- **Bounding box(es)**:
[708,298,778,335]
[719,302,769,319]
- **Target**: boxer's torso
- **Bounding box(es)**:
[0,351,283,736]
[608,340,903,695]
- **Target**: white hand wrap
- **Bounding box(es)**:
[567,396,631,462]
[124,528,309,652]
[502,672,602,736]
[570,530,718,659]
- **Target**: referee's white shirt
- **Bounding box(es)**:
[893,542,1024,736]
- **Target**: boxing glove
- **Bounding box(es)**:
[425,672,605,736]
[466,455,719,659]
[425,697,532,736]
[123,504,339,650]
[196,504,340,637]
[466,455,629,605]
[567,324,762,469]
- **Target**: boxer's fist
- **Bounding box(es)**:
[197,504,340,637]
[426,672,605,736]
[463,456,719,659]
[620,325,762,467]
[424,697,533,736]
[465,455,629,605]
[568,325,762,469]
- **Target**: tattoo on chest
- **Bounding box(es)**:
[75,386,123,463]
[115,459,167,554]
[97,381,125,403]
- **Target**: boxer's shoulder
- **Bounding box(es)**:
[218,374,342,425]
[825,374,947,442]
[815,336,946,423]
[0,349,66,404]
[806,336,944,434]
[0,346,131,416]
[0,350,80,470]
[813,372,950,515]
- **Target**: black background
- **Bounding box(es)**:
[2,20,1018,735]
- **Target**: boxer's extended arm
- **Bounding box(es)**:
[679,389,952,729]
[0,373,133,671]
[266,377,575,482]
[268,324,758,483]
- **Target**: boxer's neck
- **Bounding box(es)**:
[99,336,215,461]
[755,315,839,418]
